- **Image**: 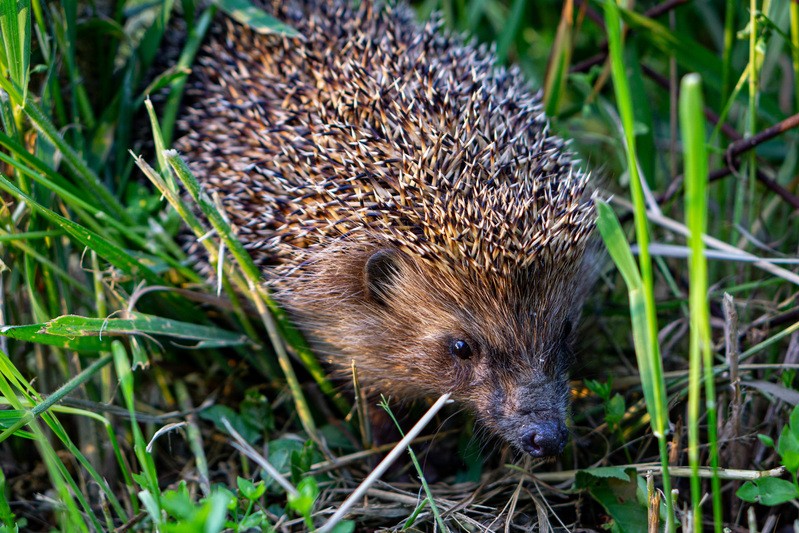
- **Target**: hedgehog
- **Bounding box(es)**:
[177,0,596,457]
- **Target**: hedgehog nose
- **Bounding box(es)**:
[521,421,568,457]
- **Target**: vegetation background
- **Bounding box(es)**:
[0,0,797,530]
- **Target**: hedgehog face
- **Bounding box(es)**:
[279,243,589,457]
[341,246,584,456]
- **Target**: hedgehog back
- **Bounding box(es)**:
[178,0,594,282]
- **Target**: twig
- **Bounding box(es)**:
[723,294,744,471]
[222,417,298,498]
[658,107,799,209]
[638,243,799,264]
[526,464,786,482]
[318,393,452,533]
[726,112,799,169]
[574,0,604,30]
[611,196,799,286]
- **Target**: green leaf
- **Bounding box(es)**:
[736,478,798,506]
[606,393,626,427]
[318,424,357,453]
[261,438,304,491]
[0,410,34,439]
[0,467,17,527]
[240,390,274,433]
[624,40,655,187]
[287,477,318,519]
[577,467,647,533]
[758,434,775,448]
[330,520,356,533]
[214,0,300,37]
[138,490,163,529]
[0,0,31,97]
[574,466,631,488]
[778,424,799,474]
[0,324,112,352]
[200,491,230,533]
[584,378,612,401]
[161,482,194,520]
[237,477,265,501]
[200,405,261,444]
[595,201,643,290]
[43,313,251,349]
[238,510,268,529]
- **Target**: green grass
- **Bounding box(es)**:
[0,0,797,530]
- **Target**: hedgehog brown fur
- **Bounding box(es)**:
[178,0,596,457]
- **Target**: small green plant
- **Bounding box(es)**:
[287,477,320,530]
[737,405,799,506]
[0,468,22,532]
[200,389,275,444]
[154,478,276,532]
[585,378,626,432]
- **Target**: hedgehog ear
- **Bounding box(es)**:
[364,248,402,306]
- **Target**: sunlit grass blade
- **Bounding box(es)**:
[112,341,161,518]
[43,313,253,349]
[0,323,112,351]
[603,2,674,530]
[0,0,30,101]
[380,396,448,532]
[543,0,573,117]
[792,1,799,112]
[139,104,348,415]
[0,353,113,443]
[0,348,122,528]
[680,72,722,532]
[159,6,215,146]
[595,202,656,421]
[595,202,674,533]
[0,75,130,223]
[163,150,320,440]
[215,0,300,37]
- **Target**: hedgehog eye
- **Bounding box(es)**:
[449,339,473,360]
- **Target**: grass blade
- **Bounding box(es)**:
[44,313,253,348]
[215,0,300,36]
[164,150,320,440]
[603,2,674,529]
[0,0,30,100]
[0,173,163,285]
[543,0,574,116]
[680,73,722,532]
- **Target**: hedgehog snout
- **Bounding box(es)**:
[492,372,572,456]
[520,420,568,457]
